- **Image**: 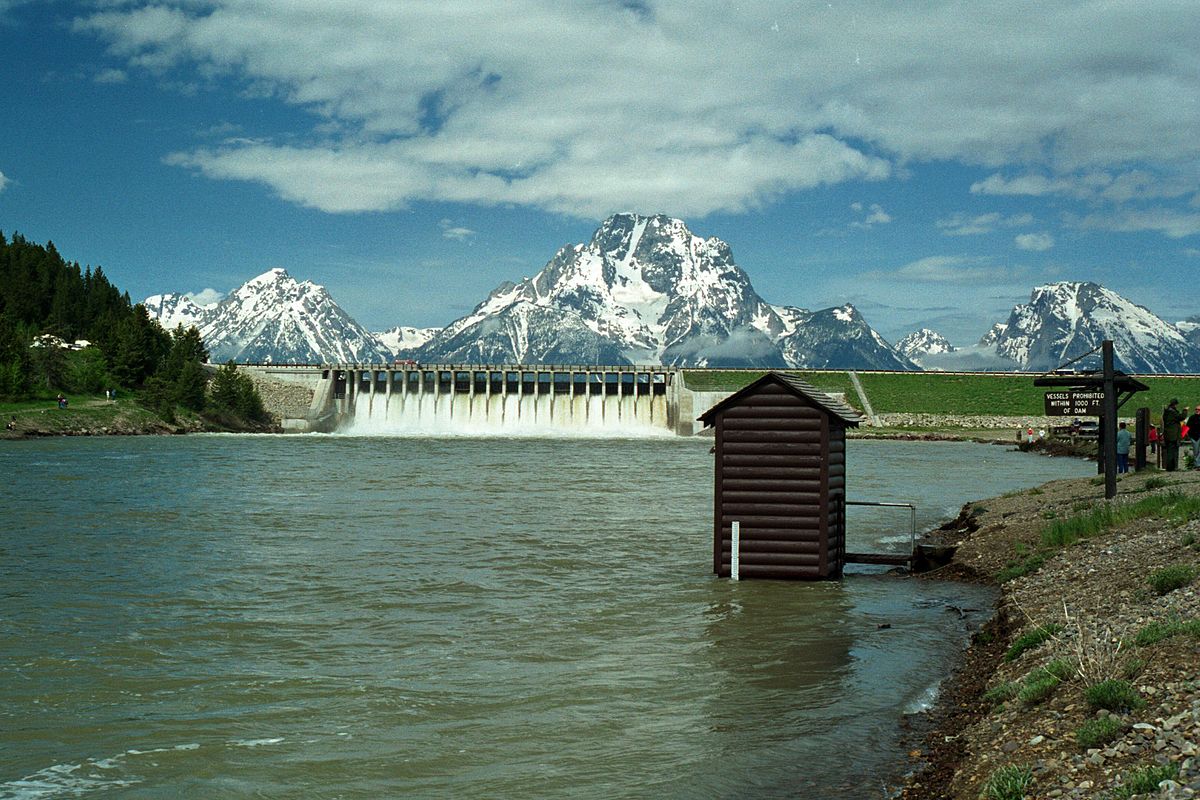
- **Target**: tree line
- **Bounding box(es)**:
[0,231,266,424]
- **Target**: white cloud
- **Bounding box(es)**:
[184,288,223,306]
[850,202,891,228]
[870,255,1025,286]
[936,212,1034,236]
[94,67,127,84]
[74,2,1200,218]
[439,219,475,241]
[1014,232,1054,251]
[0,169,8,194]
[1070,208,1200,239]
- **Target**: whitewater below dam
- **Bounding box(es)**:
[0,436,1093,799]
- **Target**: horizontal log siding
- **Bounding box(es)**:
[714,386,837,578]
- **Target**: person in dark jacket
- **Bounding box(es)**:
[1162,399,1186,471]
[1187,404,1200,469]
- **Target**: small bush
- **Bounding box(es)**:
[983,764,1033,800]
[997,552,1047,583]
[1018,672,1060,705]
[1143,476,1169,490]
[1147,564,1198,595]
[1112,764,1181,799]
[1005,624,1062,661]
[982,681,1019,705]
[1085,679,1145,712]
[1133,618,1200,646]
[1076,716,1123,748]
[1043,658,1074,681]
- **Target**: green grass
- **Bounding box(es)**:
[1041,492,1200,549]
[982,681,1019,705]
[1017,671,1061,705]
[1107,764,1180,799]
[983,764,1034,800]
[1085,679,1145,713]
[1004,624,1062,661]
[677,371,1200,422]
[1133,617,1200,647]
[996,552,1048,583]
[1147,564,1199,595]
[1076,716,1123,748]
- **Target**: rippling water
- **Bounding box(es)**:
[0,435,1092,799]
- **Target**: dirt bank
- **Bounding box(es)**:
[897,469,1200,799]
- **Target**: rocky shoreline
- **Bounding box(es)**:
[897,468,1200,799]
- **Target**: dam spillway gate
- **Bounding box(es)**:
[331,366,676,433]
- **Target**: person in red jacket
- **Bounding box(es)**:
[1187,405,1200,469]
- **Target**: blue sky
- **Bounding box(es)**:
[1,1,1198,344]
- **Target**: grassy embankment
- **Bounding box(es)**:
[683,370,1200,424]
[0,391,271,437]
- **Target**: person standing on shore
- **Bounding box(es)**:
[1162,399,1186,471]
[1187,405,1200,469]
[1115,421,1132,474]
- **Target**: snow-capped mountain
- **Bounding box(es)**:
[144,269,392,364]
[897,329,956,361]
[978,323,1008,347]
[985,282,1200,373]
[1179,316,1200,349]
[374,325,441,356]
[414,213,913,369]
[143,293,213,331]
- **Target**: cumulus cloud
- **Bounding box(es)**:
[1014,232,1054,251]
[0,169,8,194]
[936,212,1034,236]
[184,288,224,307]
[73,1,1200,218]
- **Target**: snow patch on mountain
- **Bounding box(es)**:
[375,326,441,356]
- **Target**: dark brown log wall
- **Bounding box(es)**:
[713,383,839,579]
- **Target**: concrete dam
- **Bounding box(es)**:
[239,364,727,436]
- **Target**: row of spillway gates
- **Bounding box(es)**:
[333,366,675,432]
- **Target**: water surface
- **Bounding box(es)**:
[0,436,1092,798]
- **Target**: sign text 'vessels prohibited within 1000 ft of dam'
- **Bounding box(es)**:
[1043,391,1105,416]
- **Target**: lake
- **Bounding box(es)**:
[0,435,1093,799]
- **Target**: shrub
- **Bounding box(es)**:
[1017,672,1060,705]
[982,764,1033,800]
[1043,658,1074,681]
[1085,679,1145,712]
[1005,624,1062,662]
[1143,476,1169,490]
[1075,716,1123,749]
[997,553,1047,583]
[982,681,1019,705]
[1147,564,1198,595]
[1108,764,1180,799]
[1133,618,1200,647]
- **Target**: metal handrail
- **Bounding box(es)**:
[846,500,917,557]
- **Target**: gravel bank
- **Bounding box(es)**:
[898,469,1200,800]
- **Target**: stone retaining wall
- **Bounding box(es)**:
[874,413,1129,430]
[242,372,315,424]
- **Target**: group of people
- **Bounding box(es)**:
[1109,399,1198,474]
[1160,398,1200,472]
[54,393,68,409]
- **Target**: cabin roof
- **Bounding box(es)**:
[697,371,863,427]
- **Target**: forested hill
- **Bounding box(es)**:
[0,232,267,427]
[0,231,132,346]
